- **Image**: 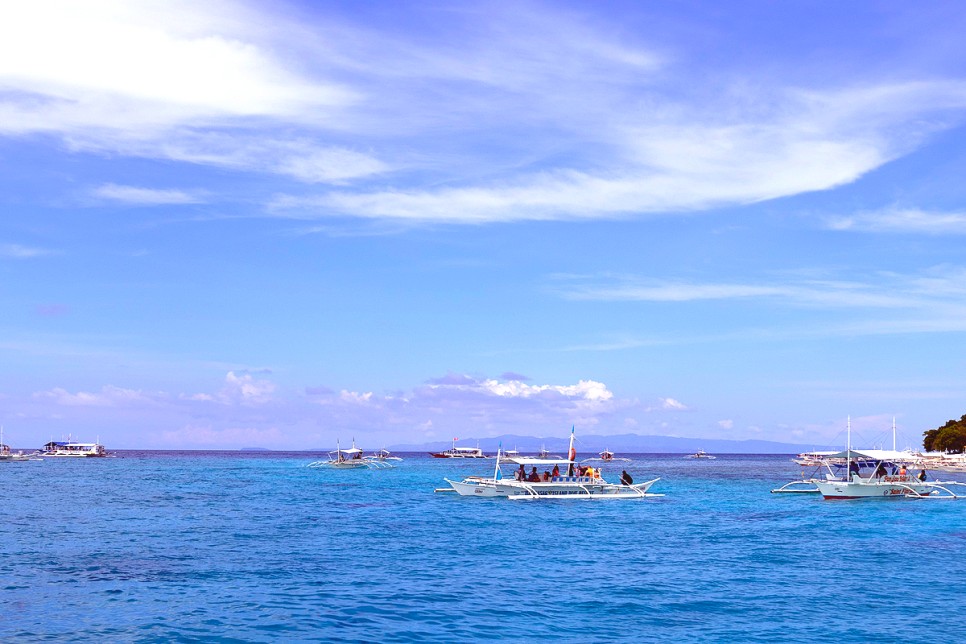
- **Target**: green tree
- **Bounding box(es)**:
[923,414,966,453]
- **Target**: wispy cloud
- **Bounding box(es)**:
[92,183,203,205]
[5,3,965,220]
[827,207,966,234]
[271,81,966,223]
[552,268,966,310]
[0,243,55,258]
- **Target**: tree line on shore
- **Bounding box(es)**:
[923,414,966,453]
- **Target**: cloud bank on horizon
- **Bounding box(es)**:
[2,1,965,449]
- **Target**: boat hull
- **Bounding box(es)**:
[815,477,935,499]
[446,476,660,500]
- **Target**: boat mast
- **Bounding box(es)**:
[493,442,502,481]
[847,416,852,482]
[892,417,896,452]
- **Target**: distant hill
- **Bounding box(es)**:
[391,433,822,455]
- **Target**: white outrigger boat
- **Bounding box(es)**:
[368,448,403,462]
[582,448,631,463]
[685,450,716,460]
[773,419,965,499]
[308,439,395,469]
[0,427,39,462]
[440,430,661,501]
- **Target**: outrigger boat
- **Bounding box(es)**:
[368,448,403,462]
[684,450,716,460]
[773,419,965,499]
[440,429,661,500]
[307,439,395,469]
[0,427,38,462]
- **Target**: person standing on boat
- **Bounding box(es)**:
[551,464,560,478]
[620,470,633,485]
[516,464,526,481]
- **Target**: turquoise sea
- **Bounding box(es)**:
[3,452,966,642]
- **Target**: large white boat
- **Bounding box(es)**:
[441,430,661,500]
[41,439,107,457]
[429,439,487,458]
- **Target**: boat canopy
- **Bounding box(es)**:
[824,449,918,462]
[500,457,573,467]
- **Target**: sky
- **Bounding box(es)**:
[2,0,966,451]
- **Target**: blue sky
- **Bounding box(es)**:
[2,1,966,450]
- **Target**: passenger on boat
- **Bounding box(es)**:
[848,461,860,478]
[918,468,927,481]
[620,470,633,485]
[899,464,907,477]
[551,464,560,478]
[542,471,550,481]
[585,466,595,478]
[516,465,526,481]
[527,467,541,482]
[875,463,887,478]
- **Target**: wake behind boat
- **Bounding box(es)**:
[441,429,661,500]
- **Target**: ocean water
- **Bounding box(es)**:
[3,452,966,642]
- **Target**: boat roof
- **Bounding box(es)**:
[339,447,363,453]
[825,448,919,461]
[502,457,575,466]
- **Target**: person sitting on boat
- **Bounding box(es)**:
[516,464,526,481]
[584,465,594,478]
[918,468,927,481]
[848,461,860,479]
[527,466,541,482]
[620,470,633,485]
[898,464,907,477]
[542,470,551,481]
[874,463,887,478]
[551,464,560,478]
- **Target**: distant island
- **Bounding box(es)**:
[391,433,828,455]
[239,447,272,452]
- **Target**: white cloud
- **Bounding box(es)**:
[0,1,375,184]
[340,390,374,404]
[92,183,203,205]
[718,419,734,430]
[662,398,688,411]
[431,376,614,402]
[219,371,275,405]
[0,243,55,258]
[271,81,966,223]
[827,208,966,234]
[4,3,963,219]
[33,385,157,407]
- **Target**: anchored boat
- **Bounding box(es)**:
[441,429,661,500]
[308,439,395,469]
